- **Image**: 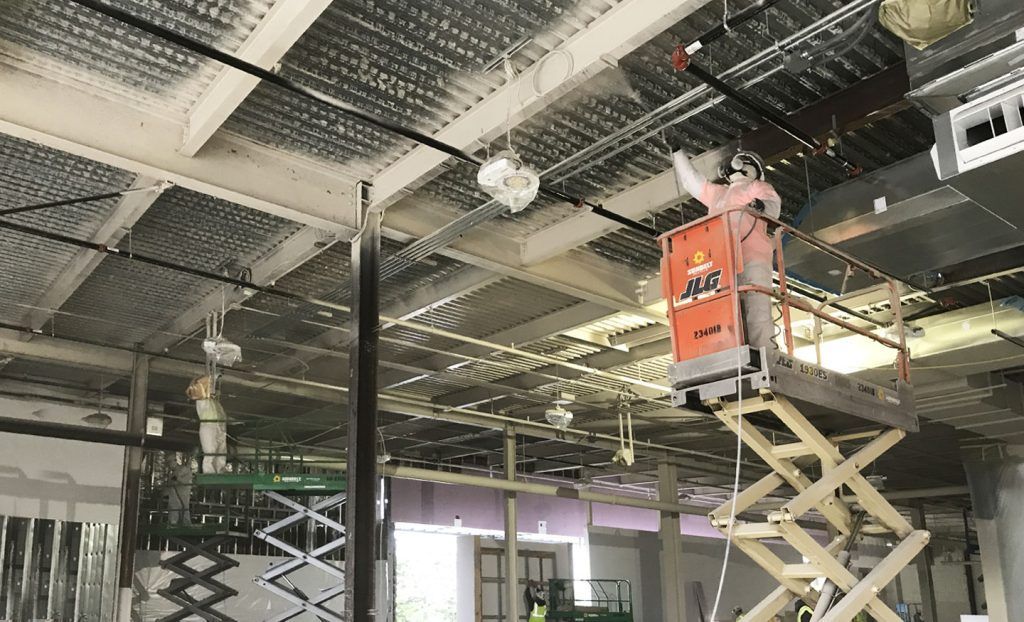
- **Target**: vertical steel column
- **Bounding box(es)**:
[910,505,938,622]
[962,509,978,614]
[658,462,686,621]
[346,182,381,622]
[114,352,149,622]
[503,426,519,622]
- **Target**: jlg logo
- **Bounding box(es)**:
[679,269,722,302]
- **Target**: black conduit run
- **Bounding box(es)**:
[67,0,658,238]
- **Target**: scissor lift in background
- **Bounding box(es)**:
[659,210,929,622]
[194,472,347,622]
[143,523,242,622]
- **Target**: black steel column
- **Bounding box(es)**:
[115,352,149,621]
[346,182,380,621]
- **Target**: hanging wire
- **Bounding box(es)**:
[503,58,520,153]
[708,211,747,622]
[985,281,998,330]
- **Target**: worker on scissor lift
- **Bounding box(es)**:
[673,150,783,352]
[165,462,193,525]
[186,375,229,473]
[524,580,548,622]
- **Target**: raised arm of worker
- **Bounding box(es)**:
[673,150,729,211]
[672,149,707,199]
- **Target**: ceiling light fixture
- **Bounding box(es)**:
[477,150,540,212]
[544,405,574,430]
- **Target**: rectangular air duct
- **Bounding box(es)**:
[905,0,1024,114]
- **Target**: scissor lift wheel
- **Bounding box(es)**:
[705,393,929,622]
[253,491,347,622]
[158,535,240,622]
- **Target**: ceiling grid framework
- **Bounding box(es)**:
[0,0,1010,507]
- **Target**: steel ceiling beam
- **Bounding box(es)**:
[179,0,332,157]
[435,337,671,409]
[376,301,613,390]
[143,225,339,353]
[19,175,167,332]
[0,65,360,231]
[368,0,714,209]
[259,265,500,376]
[0,328,717,467]
[0,64,656,317]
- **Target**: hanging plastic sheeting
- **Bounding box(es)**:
[878,0,973,50]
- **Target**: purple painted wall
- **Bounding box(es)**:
[391,478,589,537]
[391,479,724,539]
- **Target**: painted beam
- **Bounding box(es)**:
[143,225,338,353]
[376,301,613,390]
[369,0,714,208]
[0,65,358,231]
[258,265,500,376]
[179,0,332,156]
[20,175,167,331]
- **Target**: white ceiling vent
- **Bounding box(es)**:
[933,76,1024,179]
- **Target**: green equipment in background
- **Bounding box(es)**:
[546,579,633,622]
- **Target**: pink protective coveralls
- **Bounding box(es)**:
[673,151,782,350]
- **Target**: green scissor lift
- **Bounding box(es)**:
[144,453,347,622]
[547,578,634,622]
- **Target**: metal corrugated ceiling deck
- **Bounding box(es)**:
[222,0,598,178]
[50,186,302,345]
[0,0,276,118]
[0,134,136,323]
[0,0,1005,492]
[406,0,907,241]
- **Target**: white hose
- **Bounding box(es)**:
[708,212,747,622]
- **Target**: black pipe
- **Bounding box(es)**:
[116,353,149,605]
[687,0,786,51]
[0,189,130,217]
[0,217,351,315]
[67,0,659,238]
[683,62,862,176]
[0,415,192,451]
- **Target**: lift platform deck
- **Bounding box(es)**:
[659,210,926,622]
[194,472,346,493]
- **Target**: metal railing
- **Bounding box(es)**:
[663,208,912,383]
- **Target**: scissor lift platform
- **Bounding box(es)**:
[703,392,929,622]
[659,210,927,621]
[668,345,916,432]
[193,471,347,621]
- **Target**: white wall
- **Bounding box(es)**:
[0,396,125,523]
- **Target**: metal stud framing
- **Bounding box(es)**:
[705,393,930,622]
[253,491,347,622]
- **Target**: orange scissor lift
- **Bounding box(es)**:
[659,209,929,622]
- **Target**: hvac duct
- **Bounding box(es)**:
[905,0,1024,114]
[781,148,1024,292]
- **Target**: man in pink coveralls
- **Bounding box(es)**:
[672,150,783,351]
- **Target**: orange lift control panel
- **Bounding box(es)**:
[659,214,745,364]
